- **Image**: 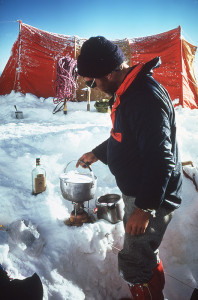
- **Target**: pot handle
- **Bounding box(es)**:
[64,160,96,185]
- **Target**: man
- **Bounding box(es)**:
[76,36,182,299]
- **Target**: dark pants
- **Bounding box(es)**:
[118,195,174,285]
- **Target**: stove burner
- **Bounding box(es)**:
[64,201,95,226]
[69,210,89,226]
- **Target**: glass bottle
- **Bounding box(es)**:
[32,158,46,195]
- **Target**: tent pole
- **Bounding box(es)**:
[63,98,67,114]
[126,38,132,67]
[180,26,184,107]
[87,87,91,111]
[14,20,22,92]
[74,36,77,60]
[73,36,77,101]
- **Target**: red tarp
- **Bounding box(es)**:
[128,26,198,108]
[0,22,75,98]
[0,23,198,108]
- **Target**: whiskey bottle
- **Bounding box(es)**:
[32,158,46,195]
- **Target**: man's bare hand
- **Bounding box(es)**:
[76,152,98,168]
[126,208,150,236]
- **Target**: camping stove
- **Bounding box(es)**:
[64,201,94,226]
[60,160,97,227]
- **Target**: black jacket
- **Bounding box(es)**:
[92,57,182,210]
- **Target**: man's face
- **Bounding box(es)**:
[84,76,118,96]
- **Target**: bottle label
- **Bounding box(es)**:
[34,174,46,194]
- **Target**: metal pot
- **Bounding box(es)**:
[15,111,23,119]
[60,160,97,203]
[95,194,124,224]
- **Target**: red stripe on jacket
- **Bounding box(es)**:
[110,64,144,142]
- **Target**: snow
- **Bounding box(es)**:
[60,172,93,184]
[0,91,198,300]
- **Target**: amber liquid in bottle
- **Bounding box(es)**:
[32,158,46,195]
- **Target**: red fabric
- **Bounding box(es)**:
[0,23,75,98]
[128,260,165,300]
[128,27,198,109]
[147,260,165,300]
[0,24,197,108]
[181,39,198,108]
[110,63,144,142]
[129,284,151,299]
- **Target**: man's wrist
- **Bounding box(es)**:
[140,208,156,217]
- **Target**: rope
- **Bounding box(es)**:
[165,272,195,290]
[53,56,78,109]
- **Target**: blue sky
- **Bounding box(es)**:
[0,0,198,72]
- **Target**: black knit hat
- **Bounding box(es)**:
[77,36,125,78]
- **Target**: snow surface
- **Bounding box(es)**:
[0,92,198,300]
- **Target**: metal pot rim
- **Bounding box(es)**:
[96,194,122,205]
[60,172,97,183]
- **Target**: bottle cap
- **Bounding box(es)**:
[36,158,40,164]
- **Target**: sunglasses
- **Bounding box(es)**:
[85,78,97,89]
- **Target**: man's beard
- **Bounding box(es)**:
[101,81,119,96]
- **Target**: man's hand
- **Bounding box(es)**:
[126,208,150,236]
[76,152,98,168]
